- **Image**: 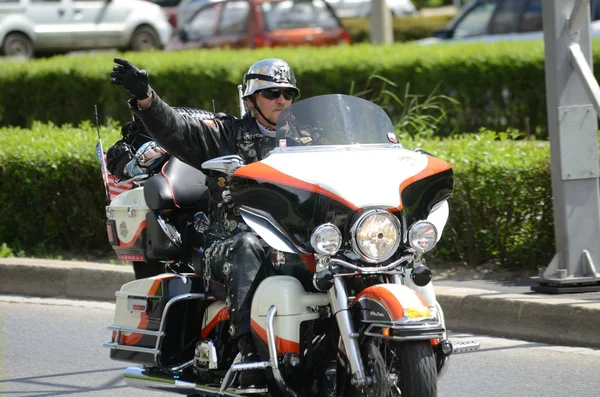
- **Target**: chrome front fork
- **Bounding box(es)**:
[327,277,367,386]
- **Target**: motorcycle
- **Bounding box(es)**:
[104,94,479,396]
[104,108,213,279]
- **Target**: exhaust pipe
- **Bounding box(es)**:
[124,367,241,396]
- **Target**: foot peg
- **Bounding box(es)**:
[452,340,480,354]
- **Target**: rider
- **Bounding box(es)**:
[110,57,302,387]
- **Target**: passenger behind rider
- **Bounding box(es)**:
[110,57,302,388]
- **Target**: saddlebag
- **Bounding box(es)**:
[106,187,152,262]
[105,274,209,368]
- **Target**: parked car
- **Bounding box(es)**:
[326,0,415,19]
[148,0,183,29]
[0,0,172,59]
[176,0,221,31]
[419,0,600,44]
[174,0,351,49]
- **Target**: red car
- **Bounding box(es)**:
[173,0,351,49]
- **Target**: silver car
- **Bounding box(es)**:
[0,0,172,59]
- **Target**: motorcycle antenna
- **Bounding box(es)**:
[212,99,216,114]
[237,84,246,118]
[94,105,112,203]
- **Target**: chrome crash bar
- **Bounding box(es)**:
[103,293,208,369]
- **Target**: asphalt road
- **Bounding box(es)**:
[1,296,600,397]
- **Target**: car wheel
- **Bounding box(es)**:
[1,32,34,59]
[132,260,164,279]
[130,25,161,51]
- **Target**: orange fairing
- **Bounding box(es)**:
[394,156,452,212]
[201,308,230,339]
[251,319,300,355]
[234,162,359,211]
[112,275,176,345]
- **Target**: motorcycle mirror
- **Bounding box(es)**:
[410,265,432,287]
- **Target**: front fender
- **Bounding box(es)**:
[351,284,445,342]
[352,284,432,323]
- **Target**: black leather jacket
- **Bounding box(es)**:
[128,92,282,239]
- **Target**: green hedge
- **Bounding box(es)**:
[0,122,557,270]
[343,15,454,43]
[0,39,566,138]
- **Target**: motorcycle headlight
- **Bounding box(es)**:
[408,221,438,253]
[351,210,400,263]
[310,223,342,256]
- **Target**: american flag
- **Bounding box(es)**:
[95,142,134,201]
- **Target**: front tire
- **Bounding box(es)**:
[1,32,34,59]
[132,260,164,279]
[394,341,437,397]
[349,340,437,397]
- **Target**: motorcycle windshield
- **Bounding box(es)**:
[275,94,397,146]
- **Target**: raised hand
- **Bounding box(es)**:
[110,58,151,100]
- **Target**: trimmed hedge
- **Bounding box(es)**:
[0,39,567,138]
[343,14,454,43]
[0,122,557,270]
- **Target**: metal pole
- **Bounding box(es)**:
[533,0,600,293]
[370,0,393,44]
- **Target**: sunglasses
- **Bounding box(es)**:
[259,88,296,101]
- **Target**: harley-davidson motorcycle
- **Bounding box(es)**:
[104,94,479,396]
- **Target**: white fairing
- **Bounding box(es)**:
[262,147,430,209]
[107,187,151,245]
[428,200,449,243]
[251,276,328,352]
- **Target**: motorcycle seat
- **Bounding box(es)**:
[144,156,209,211]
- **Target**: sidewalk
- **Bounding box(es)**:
[1,257,599,349]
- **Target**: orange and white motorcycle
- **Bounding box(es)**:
[104,94,479,397]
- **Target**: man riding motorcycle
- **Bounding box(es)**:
[110,57,309,388]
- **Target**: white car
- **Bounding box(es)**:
[418,0,600,45]
[0,0,172,59]
[326,0,416,19]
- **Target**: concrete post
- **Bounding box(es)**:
[370,0,393,44]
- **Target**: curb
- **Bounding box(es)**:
[2,259,599,349]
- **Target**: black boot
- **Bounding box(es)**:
[237,334,266,388]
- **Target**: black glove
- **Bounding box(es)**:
[110,58,151,100]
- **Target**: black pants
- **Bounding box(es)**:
[207,232,267,337]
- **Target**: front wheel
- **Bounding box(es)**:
[393,341,437,396]
[349,339,437,397]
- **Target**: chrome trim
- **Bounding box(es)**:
[240,206,303,254]
[350,209,402,263]
[331,254,413,273]
[407,220,438,253]
[123,366,245,396]
[201,155,245,176]
[169,359,194,372]
[363,322,445,341]
[267,306,299,397]
[104,293,208,368]
[452,340,481,354]
[327,277,366,386]
[156,214,182,247]
[310,223,342,255]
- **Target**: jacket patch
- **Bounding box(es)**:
[202,119,217,127]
